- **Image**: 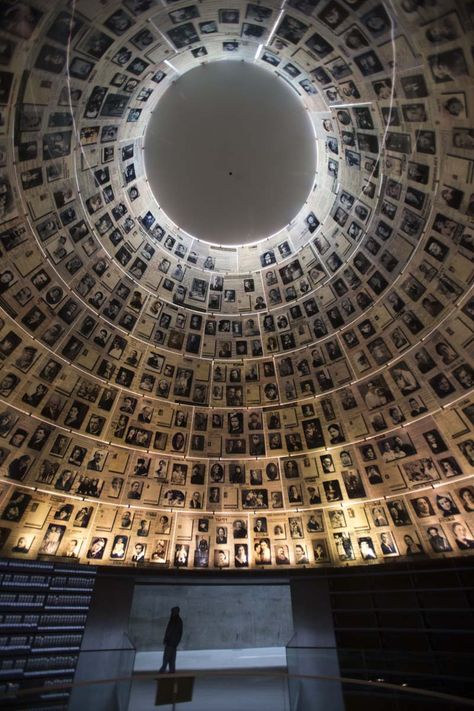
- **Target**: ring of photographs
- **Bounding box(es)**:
[0,0,472,570]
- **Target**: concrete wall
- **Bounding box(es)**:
[289,579,345,711]
[129,584,293,651]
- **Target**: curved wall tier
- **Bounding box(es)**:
[0,0,472,569]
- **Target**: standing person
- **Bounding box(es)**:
[159,607,183,673]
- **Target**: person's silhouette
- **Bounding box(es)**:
[159,606,183,673]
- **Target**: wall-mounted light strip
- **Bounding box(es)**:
[164,59,180,74]
[336,102,373,109]
[266,7,285,47]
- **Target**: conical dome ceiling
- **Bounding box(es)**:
[0,0,472,568]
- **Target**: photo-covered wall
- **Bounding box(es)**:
[0,0,472,570]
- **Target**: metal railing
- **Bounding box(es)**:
[0,667,473,710]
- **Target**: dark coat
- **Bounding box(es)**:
[164,612,183,647]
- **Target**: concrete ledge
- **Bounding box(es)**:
[134,647,287,672]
